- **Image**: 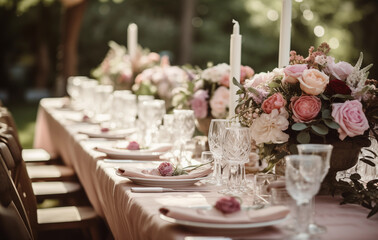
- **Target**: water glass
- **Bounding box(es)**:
[94,85,114,121]
[207,119,237,186]
[222,126,251,195]
[297,144,333,234]
[81,79,99,117]
[254,173,277,204]
[67,76,87,104]
[172,110,195,163]
[285,154,322,239]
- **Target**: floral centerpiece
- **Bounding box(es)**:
[92,41,160,90]
[235,43,377,177]
[173,63,254,134]
[132,57,195,110]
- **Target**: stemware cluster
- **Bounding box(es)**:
[208,119,251,195]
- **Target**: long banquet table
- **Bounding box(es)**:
[34,98,378,240]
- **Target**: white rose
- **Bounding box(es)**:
[250,108,289,145]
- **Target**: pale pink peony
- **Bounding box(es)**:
[331,100,369,140]
[261,93,287,114]
[127,141,140,150]
[298,69,329,95]
[325,57,354,81]
[283,64,307,84]
[214,197,241,214]
[290,95,321,123]
[250,108,289,145]
[219,74,229,87]
[209,86,229,118]
[190,90,209,119]
[158,162,174,176]
[245,72,274,91]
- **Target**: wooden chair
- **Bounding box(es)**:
[0,118,76,182]
[0,107,51,164]
[0,131,82,203]
[0,142,103,240]
[0,156,33,240]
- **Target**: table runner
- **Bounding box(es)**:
[34,98,378,239]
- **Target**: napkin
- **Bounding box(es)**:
[116,167,212,180]
[159,205,289,224]
[94,143,172,155]
[79,128,136,139]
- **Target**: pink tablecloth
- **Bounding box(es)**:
[34,98,378,240]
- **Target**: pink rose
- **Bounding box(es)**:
[298,69,329,95]
[261,93,287,114]
[219,74,229,87]
[214,197,241,214]
[158,162,174,176]
[331,100,369,140]
[209,86,229,118]
[325,57,353,81]
[127,141,140,150]
[283,64,308,84]
[290,95,321,123]
[240,65,255,84]
[190,90,209,119]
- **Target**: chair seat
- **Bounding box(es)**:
[37,206,98,230]
[27,165,75,181]
[32,181,81,198]
[22,149,51,163]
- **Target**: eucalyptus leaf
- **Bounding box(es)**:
[324,119,340,129]
[292,123,308,131]
[320,93,329,100]
[311,124,329,135]
[232,77,244,90]
[322,109,331,119]
[297,131,310,143]
[269,82,280,88]
[332,94,354,100]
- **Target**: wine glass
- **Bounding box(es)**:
[297,144,333,234]
[285,154,322,239]
[67,76,87,106]
[207,119,236,186]
[139,100,166,146]
[222,126,251,195]
[173,110,195,165]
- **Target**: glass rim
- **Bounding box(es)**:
[285,154,322,162]
[297,144,333,150]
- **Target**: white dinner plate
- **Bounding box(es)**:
[159,206,287,231]
[116,172,207,187]
[79,128,136,139]
[95,143,172,160]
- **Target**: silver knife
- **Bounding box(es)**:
[131,187,210,193]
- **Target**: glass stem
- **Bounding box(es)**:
[227,163,239,193]
[215,157,223,186]
[296,201,311,235]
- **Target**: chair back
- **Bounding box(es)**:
[0,154,33,239]
[0,142,38,238]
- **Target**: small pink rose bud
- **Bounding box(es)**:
[214,196,241,214]
[127,141,140,150]
[158,162,174,176]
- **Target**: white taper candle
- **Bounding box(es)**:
[229,19,242,119]
[278,0,292,68]
[127,23,138,61]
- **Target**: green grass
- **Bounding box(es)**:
[8,102,39,149]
